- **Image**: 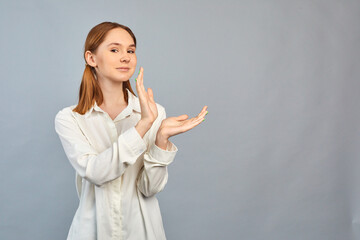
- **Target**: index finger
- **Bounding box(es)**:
[198,106,208,117]
[135,67,146,96]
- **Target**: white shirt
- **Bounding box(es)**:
[54,88,178,240]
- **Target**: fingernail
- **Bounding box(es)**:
[135,78,137,82]
[202,118,205,122]
[206,111,208,115]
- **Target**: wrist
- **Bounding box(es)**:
[156,129,169,141]
[138,119,153,129]
[155,132,169,150]
[135,120,152,138]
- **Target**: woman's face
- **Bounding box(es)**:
[89,28,137,83]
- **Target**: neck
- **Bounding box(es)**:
[98,78,127,108]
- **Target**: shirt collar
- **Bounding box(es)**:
[84,88,141,118]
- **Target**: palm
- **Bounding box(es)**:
[135,67,158,123]
[159,106,208,138]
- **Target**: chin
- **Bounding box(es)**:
[107,76,129,83]
[117,78,131,82]
[114,73,132,81]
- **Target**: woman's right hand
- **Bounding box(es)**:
[134,67,158,136]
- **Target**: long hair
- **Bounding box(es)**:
[72,22,137,115]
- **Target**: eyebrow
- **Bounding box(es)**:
[107,42,136,48]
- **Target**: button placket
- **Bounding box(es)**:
[111,178,122,239]
[103,113,118,141]
[102,112,123,239]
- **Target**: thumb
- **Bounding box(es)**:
[148,88,155,103]
[176,114,189,120]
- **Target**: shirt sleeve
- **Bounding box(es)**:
[136,105,178,197]
[54,108,147,187]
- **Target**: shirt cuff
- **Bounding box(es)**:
[119,126,147,156]
[145,141,178,166]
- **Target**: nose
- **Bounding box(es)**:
[120,52,130,62]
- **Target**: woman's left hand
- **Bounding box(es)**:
[156,106,208,141]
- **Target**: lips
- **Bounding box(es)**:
[117,67,130,71]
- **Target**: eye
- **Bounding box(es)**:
[110,49,118,53]
[128,50,135,53]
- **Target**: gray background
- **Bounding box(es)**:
[1,0,359,239]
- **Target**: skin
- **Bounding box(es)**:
[85,27,208,150]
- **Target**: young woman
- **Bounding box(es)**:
[54,21,208,240]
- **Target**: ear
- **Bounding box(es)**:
[85,50,97,67]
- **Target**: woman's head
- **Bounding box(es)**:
[73,21,137,115]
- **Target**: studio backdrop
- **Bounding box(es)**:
[0,0,359,239]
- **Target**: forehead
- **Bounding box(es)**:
[103,28,134,46]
